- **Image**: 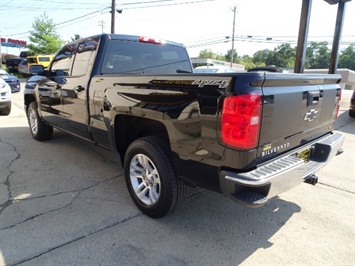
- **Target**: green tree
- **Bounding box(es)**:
[71,34,83,41]
[306,42,331,69]
[338,45,355,70]
[252,49,271,65]
[225,49,240,63]
[198,49,215,59]
[27,12,63,55]
[265,43,296,68]
[240,55,258,70]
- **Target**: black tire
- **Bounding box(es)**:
[27,101,53,141]
[0,104,11,116]
[349,109,355,118]
[124,136,187,218]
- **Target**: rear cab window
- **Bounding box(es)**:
[101,40,192,74]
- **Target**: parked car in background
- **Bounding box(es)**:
[5,58,23,72]
[0,69,21,92]
[5,51,29,72]
[28,65,45,75]
[349,90,355,118]
[27,55,54,69]
[193,65,236,73]
[0,77,11,115]
[18,59,29,76]
[248,66,288,73]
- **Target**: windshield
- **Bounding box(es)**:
[101,40,192,74]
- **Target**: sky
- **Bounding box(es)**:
[0,0,354,58]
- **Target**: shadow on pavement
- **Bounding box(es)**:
[0,126,301,265]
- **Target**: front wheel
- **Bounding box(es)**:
[0,104,11,116]
[27,102,53,141]
[124,136,187,218]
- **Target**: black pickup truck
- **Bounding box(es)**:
[24,34,344,218]
[5,58,23,72]
[5,51,28,72]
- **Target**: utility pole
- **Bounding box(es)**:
[99,20,106,33]
[111,0,116,34]
[230,6,237,67]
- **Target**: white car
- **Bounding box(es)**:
[0,76,11,115]
[18,59,29,76]
[193,66,236,73]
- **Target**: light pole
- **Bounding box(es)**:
[111,0,116,33]
[230,6,237,67]
[110,0,123,34]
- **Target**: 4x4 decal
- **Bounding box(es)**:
[192,79,229,89]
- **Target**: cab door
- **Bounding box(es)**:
[59,39,99,140]
[47,38,99,140]
[38,46,76,127]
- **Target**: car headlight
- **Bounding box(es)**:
[0,84,5,88]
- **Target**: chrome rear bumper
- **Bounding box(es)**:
[219,132,344,207]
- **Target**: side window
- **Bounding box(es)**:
[39,57,51,62]
[71,40,98,76]
[51,44,76,76]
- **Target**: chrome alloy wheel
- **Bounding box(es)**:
[29,107,38,135]
[130,153,161,205]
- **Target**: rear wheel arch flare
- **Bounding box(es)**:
[114,115,170,161]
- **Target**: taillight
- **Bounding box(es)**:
[333,88,341,119]
[221,93,262,150]
[139,36,165,44]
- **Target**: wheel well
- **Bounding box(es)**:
[24,94,36,113]
[114,115,170,163]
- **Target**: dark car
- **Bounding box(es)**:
[349,90,355,118]
[5,58,23,72]
[0,69,20,92]
[24,74,42,91]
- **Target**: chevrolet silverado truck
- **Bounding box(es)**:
[24,34,344,218]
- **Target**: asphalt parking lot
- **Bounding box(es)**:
[0,83,354,266]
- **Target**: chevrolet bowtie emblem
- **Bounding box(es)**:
[304,109,318,121]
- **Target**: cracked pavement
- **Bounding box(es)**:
[0,86,354,266]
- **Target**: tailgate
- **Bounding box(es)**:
[257,73,341,158]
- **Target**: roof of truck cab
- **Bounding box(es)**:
[68,34,185,48]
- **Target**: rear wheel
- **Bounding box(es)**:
[27,102,53,141]
[124,136,187,218]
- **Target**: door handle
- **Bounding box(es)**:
[76,86,85,92]
[307,90,320,106]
